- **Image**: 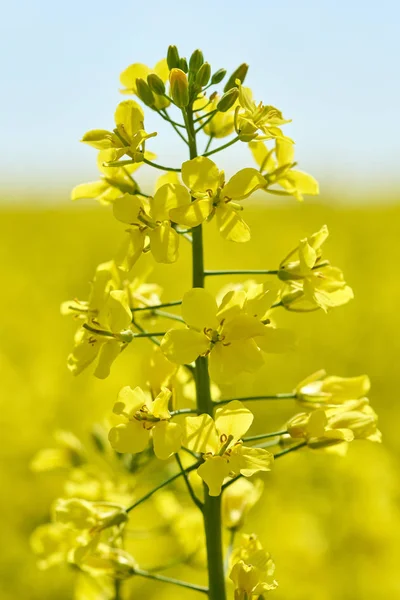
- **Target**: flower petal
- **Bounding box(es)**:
[182,288,219,331]
[216,205,251,242]
[222,168,266,200]
[112,194,142,224]
[114,100,144,137]
[151,388,172,419]
[151,184,191,222]
[152,421,182,460]
[209,340,264,384]
[108,421,149,454]
[148,224,179,263]
[230,445,274,477]
[161,328,209,364]
[197,456,231,496]
[181,157,220,193]
[107,290,132,331]
[113,386,150,418]
[169,198,213,227]
[223,315,267,341]
[71,181,110,202]
[184,414,219,454]
[116,229,146,272]
[94,340,121,379]
[215,401,253,441]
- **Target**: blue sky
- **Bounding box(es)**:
[1,0,399,199]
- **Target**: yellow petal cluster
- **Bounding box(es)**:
[249,139,319,201]
[229,534,278,599]
[184,401,273,496]
[161,287,293,383]
[108,386,182,460]
[278,225,354,312]
[169,157,266,242]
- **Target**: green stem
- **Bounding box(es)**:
[125,462,199,513]
[214,393,296,406]
[114,579,122,600]
[143,158,181,172]
[159,109,189,145]
[274,441,307,458]
[153,309,185,323]
[131,320,161,347]
[131,300,182,312]
[134,568,208,594]
[204,269,278,276]
[175,453,203,511]
[204,135,214,154]
[202,136,240,157]
[195,111,218,134]
[186,103,227,600]
[193,109,217,123]
[131,331,166,338]
[242,430,287,443]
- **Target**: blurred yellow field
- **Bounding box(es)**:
[1,198,399,600]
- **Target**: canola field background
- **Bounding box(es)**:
[1,196,399,600]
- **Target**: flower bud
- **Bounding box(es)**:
[147,73,166,96]
[195,62,211,87]
[217,88,239,112]
[179,57,189,73]
[169,68,189,107]
[224,63,249,92]
[118,329,135,343]
[135,78,155,107]
[211,68,227,84]
[167,45,180,70]
[189,49,204,73]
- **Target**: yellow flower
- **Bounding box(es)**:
[169,157,266,242]
[161,288,292,384]
[81,100,156,163]
[278,225,354,312]
[73,543,136,579]
[120,58,170,110]
[71,148,157,204]
[287,398,381,450]
[295,369,371,407]
[222,478,264,530]
[63,260,165,378]
[184,401,273,496]
[113,183,190,268]
[30,430,86,472]
[108,386,182,460]
[30,523,77,570]
[229,534,278,599]
[53,498,127,533]
[236,82,292,143]
[249,139,319,201]
[67,288,132,379]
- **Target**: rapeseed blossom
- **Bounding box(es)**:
[295,370,371,407]
[81,100,156,163]
[169,157,266,242]
[184,401,273,495]
[278,225,354,311]
[108,386,182,460]
[161,288,291,383]
[249,139,319,201]
[229,534,278,599]
[112,183,190,267]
